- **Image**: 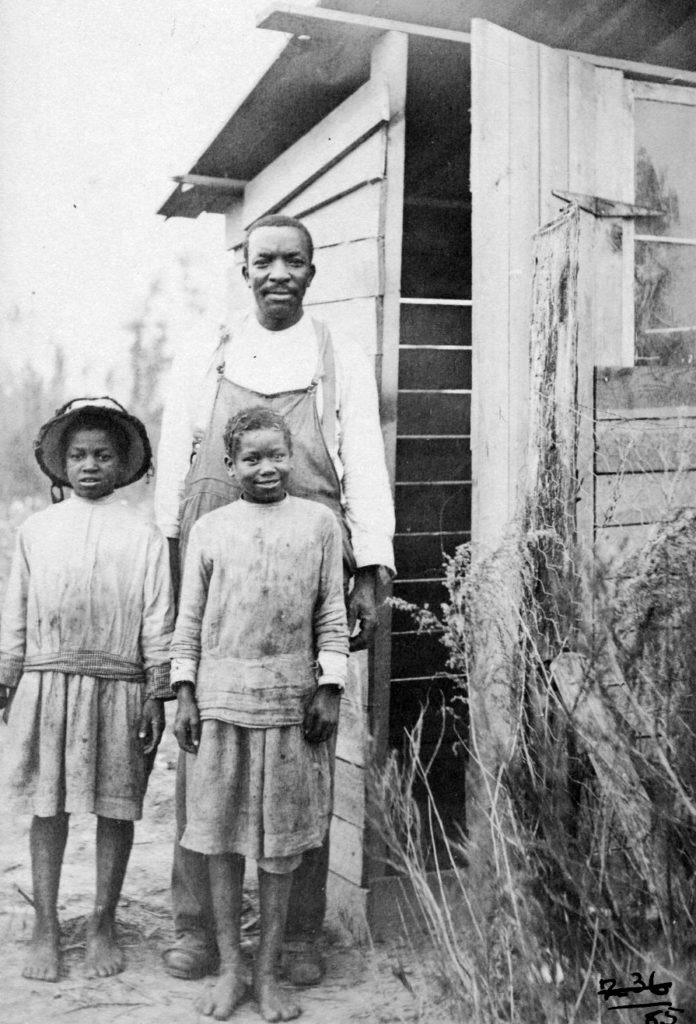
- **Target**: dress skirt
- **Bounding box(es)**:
[3,671,148,821]
[181,720,331,860]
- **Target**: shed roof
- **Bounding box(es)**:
[159,0,696,219]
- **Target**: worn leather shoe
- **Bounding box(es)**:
[162,935,219,980]
[282,938,326,986]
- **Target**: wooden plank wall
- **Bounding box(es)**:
[595,366,696,559]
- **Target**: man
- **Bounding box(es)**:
[155,214,395,985]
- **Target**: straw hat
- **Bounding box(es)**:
[34,397,152,489]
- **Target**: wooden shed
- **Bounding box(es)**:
[159,0,696,934]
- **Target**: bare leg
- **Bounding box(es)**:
[198,853,248,1020]
[84,816,133,977]
[23,813,69,982]
[255,869,301,1023]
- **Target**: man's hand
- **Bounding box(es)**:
[303,685,341,744]
[138,697,165,755]
[174,683,200,754]
[348,566,378,652]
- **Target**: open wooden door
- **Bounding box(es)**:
[470,18,696,762]
[471,18,635,559]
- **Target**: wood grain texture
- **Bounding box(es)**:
[334,758,366,828]
[280,130,387,222]
[596,470,696,527]
[290,181,383,248]
[596,418,696,474]
[596,366,696,412]
[328,814,364,886]
[304,237,382,304]
[243,77,390,225]
[303,297,380,358]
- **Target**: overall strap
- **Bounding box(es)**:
[310,318,337,454]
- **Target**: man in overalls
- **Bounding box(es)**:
[155,214,395,985]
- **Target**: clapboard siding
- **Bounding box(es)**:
[243,78,389,225]
[302,238,382,304]
[596,366,696,413]
[594,366,696,541]
[596,471,696,527]
[335,693,368,767]
[291,181,383,248]
[304,297,380,358]
[596,419,696,474]
[225,131,387,251]
[329,815,364,887]
[277,129,387,223]
[334,758,365,828]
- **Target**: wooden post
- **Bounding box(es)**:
[364,28,407,896]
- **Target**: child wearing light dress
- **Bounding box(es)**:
[0,397,173,982]
[172,406,348,1022]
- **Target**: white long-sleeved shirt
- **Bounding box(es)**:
[155,312,395,572]
[0,493,174,699]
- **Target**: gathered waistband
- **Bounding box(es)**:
[23,650,144,681]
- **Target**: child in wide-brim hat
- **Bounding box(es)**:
[0,397,174,982]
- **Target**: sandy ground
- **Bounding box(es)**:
[0,708,441,1024]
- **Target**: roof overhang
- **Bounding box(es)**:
[159,1,696,220]
[158,5,472,219]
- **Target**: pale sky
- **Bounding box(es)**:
[0,0,315,393]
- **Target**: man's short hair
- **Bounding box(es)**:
[243,214,314,265]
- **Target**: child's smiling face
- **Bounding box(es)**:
[227,427,292,504]
[64,427,123,499]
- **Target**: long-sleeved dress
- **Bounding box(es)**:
[0,493,174,820]
[171,494,348,864]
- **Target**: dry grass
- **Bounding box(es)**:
[373,516,696,1023]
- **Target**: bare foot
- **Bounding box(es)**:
[22,919,60,982]
[84,915,124,978]
[198,967,248,1020]
[255,973,301,1022]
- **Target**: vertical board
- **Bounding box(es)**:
[470,20,514,552]
[508,30,541,520]
[470,19,635,777]
[365,30,408,890]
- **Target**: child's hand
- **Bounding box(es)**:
[303,685,341,744]
[174,683,200,754]
[138,697,165,755]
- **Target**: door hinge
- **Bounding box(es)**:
[552,189,665,219]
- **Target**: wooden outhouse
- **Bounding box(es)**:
[159,1,696,933]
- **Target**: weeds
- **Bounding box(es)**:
[371,518,696,1022]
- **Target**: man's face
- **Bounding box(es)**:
[243,225,315,331]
